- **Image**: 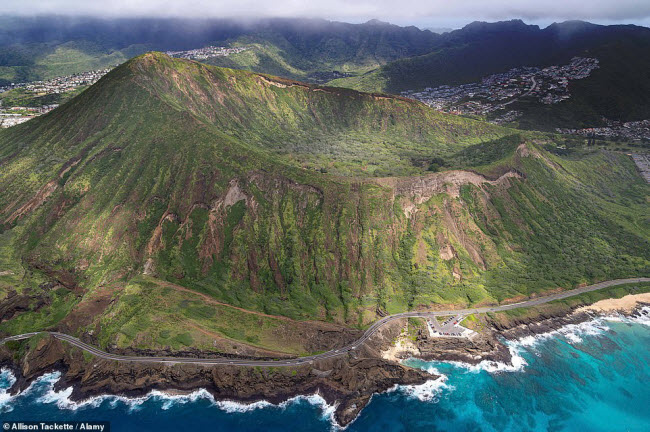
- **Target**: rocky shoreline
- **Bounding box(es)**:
[1,297,648,427]
[492,296,649,341]
[0,318,431,427]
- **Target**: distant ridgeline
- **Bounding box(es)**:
[0,53,648,352]
[1,17,649,130]
[0,16,439,85]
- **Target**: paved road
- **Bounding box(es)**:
[2,278,648,367]
[501,76,537,108]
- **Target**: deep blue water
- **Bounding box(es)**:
[1,310,649,432]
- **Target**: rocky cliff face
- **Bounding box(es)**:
[139,167,524,322]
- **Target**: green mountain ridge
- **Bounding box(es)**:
[0,53,648,354]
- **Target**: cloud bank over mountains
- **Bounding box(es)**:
[4,0,650,27]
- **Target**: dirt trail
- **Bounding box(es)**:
[153,279,348,332]
[153,279,294,321]
[183,322,294,358]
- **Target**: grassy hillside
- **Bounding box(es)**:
[0,53,647,355]
[125,53,509,176]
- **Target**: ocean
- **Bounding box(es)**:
[1,308,648,432]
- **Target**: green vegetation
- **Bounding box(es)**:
[0,229,52,299]
[0,53,647,355]
[127,53,508,177]
[494,282,650,323]
[198,20,441,82]
[0,287,78,335]
[469,149,649,300]
[205,42,316,81]
[0,16,439,86]
[449,134,523,169]
[90,277,310,353]
[407,317,426,340]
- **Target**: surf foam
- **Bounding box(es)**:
[25,371,341,428]
[0,368,17,412]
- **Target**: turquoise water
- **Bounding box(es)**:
[1,310,648,431]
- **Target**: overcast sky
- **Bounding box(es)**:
[4,0,650,29]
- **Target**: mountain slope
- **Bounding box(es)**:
[203,19,440,81]
[0,53,648,356]
[332,20,650,127]
[77,52,507,176]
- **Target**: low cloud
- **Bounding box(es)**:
[4,0,650,25]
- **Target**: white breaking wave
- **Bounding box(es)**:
[0,368,17,412]
[0,368,54,412]
[604,305,650,327]
[386,365,450,405]
[395,378,450,403]
[513,305,650,350]
[454,305,650,373]
[35,372,161,412]
[405,308,649,375]
[515,318,609,348]
[214,392,337,423]
[21,371,342,429]
[438,343,529,374]
[281,394,338,428]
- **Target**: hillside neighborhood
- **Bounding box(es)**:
[0,68,111,128]
[165,45,247,60]
[0,68,111,95]
[557,119,650,143]
[401,57,600,122]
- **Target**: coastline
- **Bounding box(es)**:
[0,316,430,427]
[494,295,649,342]
[575,292,650,314]
[1,298,649,428]
[0,373,342,427]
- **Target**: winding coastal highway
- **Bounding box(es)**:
[2,278,648,367]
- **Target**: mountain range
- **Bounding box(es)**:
[2,17,649,132]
